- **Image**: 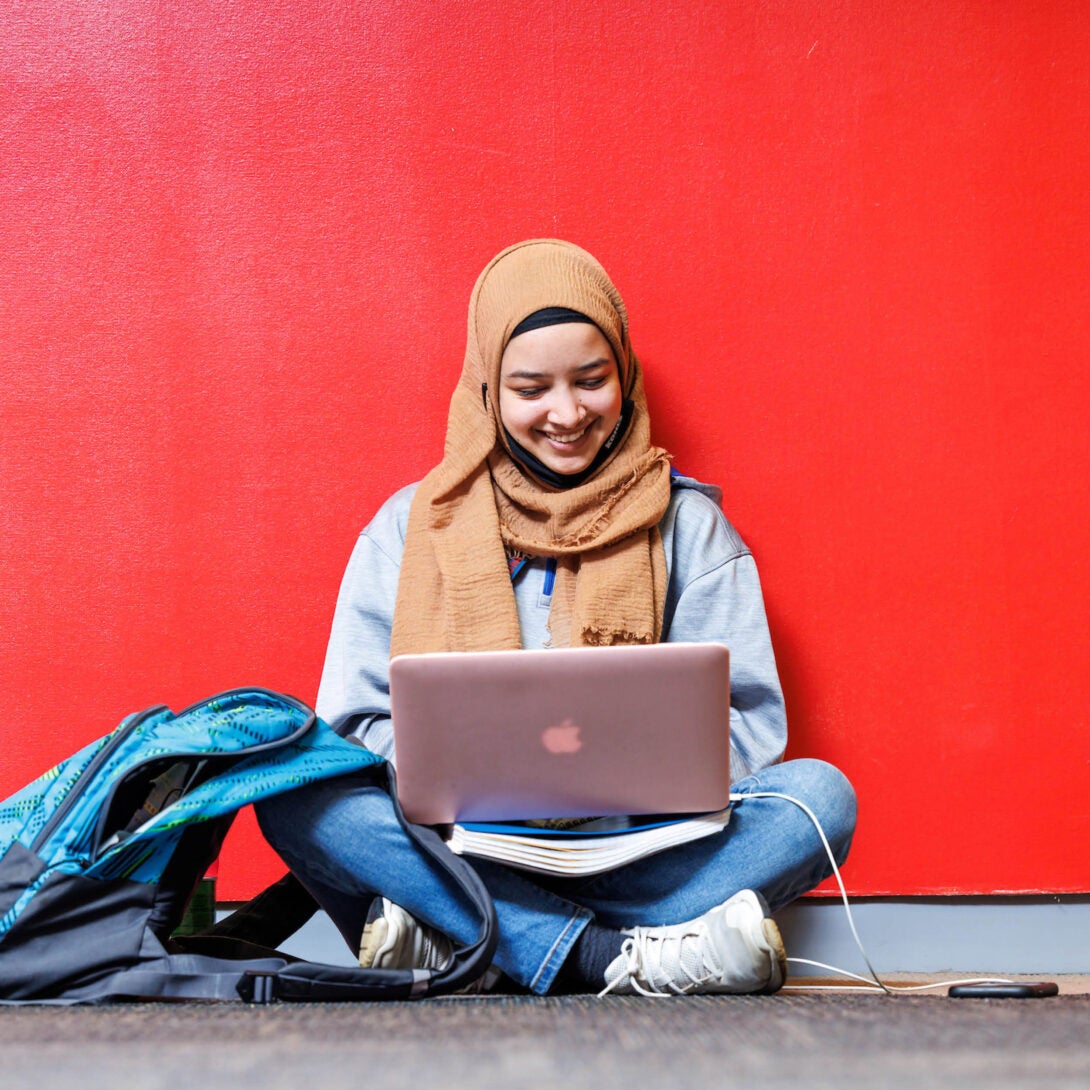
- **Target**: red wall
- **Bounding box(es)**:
[3,1,1088,899]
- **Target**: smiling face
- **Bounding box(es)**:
[497,321,624,478]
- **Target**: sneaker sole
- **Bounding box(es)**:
[358,902,394,968]
[758,917,788,995]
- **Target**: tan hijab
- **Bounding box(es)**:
[391,239,673,655]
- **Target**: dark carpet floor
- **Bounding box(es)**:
[2,993,1088,1090]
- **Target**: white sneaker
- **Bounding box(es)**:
[600,889,787,997]
[357,897,504,993]
[358,897,453,972]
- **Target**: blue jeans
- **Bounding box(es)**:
[256,758,856,995]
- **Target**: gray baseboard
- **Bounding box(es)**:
[221,895,1090,977]
[776,896,1090,976]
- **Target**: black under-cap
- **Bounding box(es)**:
[509,306,597,340]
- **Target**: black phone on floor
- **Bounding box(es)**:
[948,982,1059,998]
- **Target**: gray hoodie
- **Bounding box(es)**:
[316,473,786,784]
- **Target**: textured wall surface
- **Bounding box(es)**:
[2,1,1088,898]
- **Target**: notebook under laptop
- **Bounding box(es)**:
[389,642,731,825]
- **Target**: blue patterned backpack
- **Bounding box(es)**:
[0,688,495,1004]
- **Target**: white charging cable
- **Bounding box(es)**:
[729,790,1016,995]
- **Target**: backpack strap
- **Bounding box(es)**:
[202,871,319,949]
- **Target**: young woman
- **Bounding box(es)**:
[257,239,856,996]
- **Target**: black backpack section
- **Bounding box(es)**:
[0,688,497,1004]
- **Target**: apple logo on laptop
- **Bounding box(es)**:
[541,718,583,755]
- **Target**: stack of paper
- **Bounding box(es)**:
[446,809,732,876]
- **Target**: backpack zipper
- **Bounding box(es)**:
[90,690,317,860]
[30,705,168,854]
[31,690,316,858]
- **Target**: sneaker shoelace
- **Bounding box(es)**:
[599,921,724,997]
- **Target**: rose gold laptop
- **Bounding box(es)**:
[389,642,731,825]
